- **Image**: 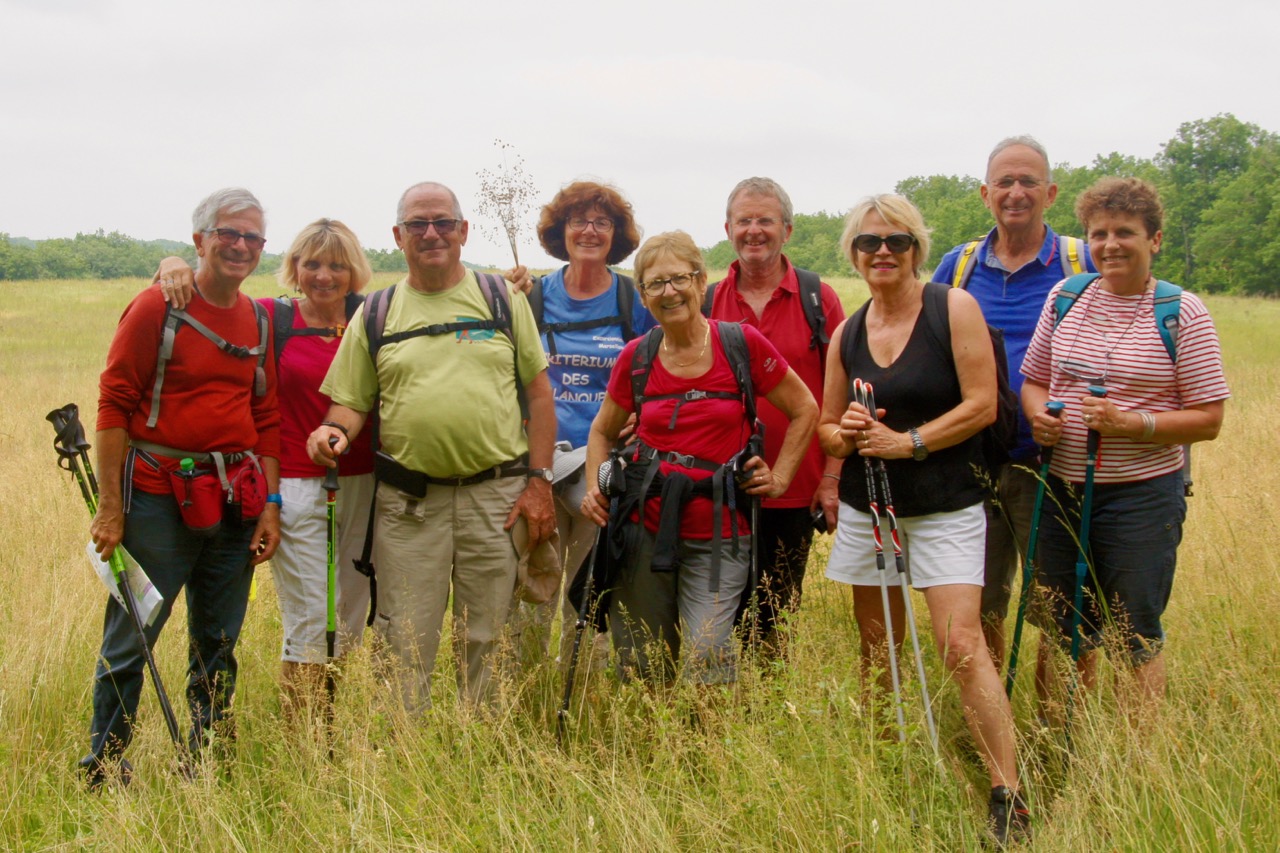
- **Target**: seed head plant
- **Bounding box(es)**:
[476,139,536,266]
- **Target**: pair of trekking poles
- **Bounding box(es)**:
[851,380,940,754]
[1006,388,1107,747]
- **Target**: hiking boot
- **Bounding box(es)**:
[79,755,133,792]
[987,785,1031,847]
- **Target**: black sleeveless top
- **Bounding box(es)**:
[837,283,983,517]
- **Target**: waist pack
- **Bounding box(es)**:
[167,451,266,536]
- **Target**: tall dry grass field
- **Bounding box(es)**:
[0,276,1275,850]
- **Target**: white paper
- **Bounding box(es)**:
[86,541,165,627]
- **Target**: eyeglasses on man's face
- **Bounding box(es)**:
[206,228,266,251]
[640,271,700,297]
[400,218,462,237]
[988,176,1047,190]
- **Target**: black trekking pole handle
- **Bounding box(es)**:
[323,436,341,493]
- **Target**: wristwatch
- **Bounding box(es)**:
[908,428,929,461]
[528,467,554,483]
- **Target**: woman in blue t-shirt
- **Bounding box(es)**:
[512,181,654,665]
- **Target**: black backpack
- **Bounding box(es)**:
[527,271,639,357]
[270,292,364,363]
[629,321,758,432]
[841,283,1018,481]
[704,267,829,360]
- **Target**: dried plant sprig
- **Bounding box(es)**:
[475,139,537,266]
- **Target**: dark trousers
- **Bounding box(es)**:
[86,489,255,762]
[734,506,815,652]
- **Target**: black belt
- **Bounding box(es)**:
[375,451,527,499]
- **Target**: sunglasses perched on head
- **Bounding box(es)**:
[205,228,266,251]
[851,232,916,254]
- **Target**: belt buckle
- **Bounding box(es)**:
[666,451,696,468]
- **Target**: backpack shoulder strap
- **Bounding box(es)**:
[1053,272,1102,330]
[527,276,545,330]
[920,281,953,355]
[951,238,986,289]
[475,271,528,418]
[616,273,637,340]
[148,299,270,428]
[701,281,718,318]
[838,299,871,377]
[344,291,364,323]
[630,327,664,418]
[1153,280,1183,363]
[365,284,397,363]
[1058,235,1087,277]
[271,296,294,365]
[793,267,829,356]
[717,321,757,425]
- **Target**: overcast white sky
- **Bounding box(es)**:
[3,0,1277,269]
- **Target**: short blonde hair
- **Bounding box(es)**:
[840,194,932,276]
[633,230,706,286]
[277,218,373,293]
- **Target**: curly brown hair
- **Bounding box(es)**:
[536,181,641,265]
[1074,177,1164,238]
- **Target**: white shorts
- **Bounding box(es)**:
[271,473,375,663]
[824,501,986,589]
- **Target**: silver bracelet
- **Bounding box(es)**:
[1139,411,1156,441]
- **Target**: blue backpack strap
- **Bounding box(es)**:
[1152,280,1182,363]
[1052,272,1102,329]
[951,238,986,289]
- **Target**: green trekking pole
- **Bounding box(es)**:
[1066,385,1107,746]
[46,404,187,763]
[324,437,341,661]
[1005,400,1066,698]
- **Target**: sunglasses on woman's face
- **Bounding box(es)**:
[852,232,915,254]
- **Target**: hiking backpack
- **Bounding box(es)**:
[147,299,270,428]
[270,292,364,363]
[527,272,639,357]
[629,321,759,434]
[704,267,830,360]
[949,234,1088,289]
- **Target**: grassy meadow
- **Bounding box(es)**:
[0,274,1276,851]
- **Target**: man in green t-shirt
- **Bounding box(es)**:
[309,181,555,710]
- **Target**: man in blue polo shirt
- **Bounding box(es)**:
[932,136,1095,672]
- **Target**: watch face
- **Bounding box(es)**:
[913,445,928,461]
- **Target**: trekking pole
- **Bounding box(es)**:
[851,379,907,746]
[324,437,341,661]
[46,404,187,762]
[1005,400,1066,698]
[1065,385,1107,746]
[557,451,617,746]
[860,381,939,756]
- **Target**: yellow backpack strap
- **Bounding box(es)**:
[1060,235,1085,276]
[952,240,983,289]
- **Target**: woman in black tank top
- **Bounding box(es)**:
[816,194,1028,838]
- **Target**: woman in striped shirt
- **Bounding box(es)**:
[1021,177,1228,722]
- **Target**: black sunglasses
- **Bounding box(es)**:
[400,219,461,237]
[852,232,916,254]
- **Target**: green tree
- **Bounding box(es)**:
[1192,142,1280,295]
[894,174,988,269]
[1155,113,1279,285]
[1048,153,1158,237]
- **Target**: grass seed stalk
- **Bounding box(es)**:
[475,139,537,266]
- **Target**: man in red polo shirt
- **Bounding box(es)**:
[709,177,845,658]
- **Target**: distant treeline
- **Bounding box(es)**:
[702,113,1279,296]
[0,233,412,281]
[5,114,1276,294]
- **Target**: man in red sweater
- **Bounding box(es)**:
[83,187,281,789]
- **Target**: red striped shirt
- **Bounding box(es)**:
[1021,282,1229,484]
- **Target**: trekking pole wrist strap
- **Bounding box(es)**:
[322,421,350,439]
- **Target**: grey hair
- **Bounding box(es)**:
[986,135,1053,183]
[396,182,464,222]
[725,177,794,227]
[192,187,265,234]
